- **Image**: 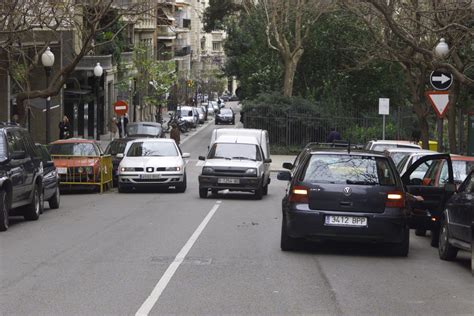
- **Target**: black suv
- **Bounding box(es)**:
[0,123,43,231]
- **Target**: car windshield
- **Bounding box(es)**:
[439,160,474,185]
[49,143,98,156]
[390,152,413,166]
[303,154,396,185]
[127,124,160,137]
[127,142,178,157]
[220,109,232,115]
[208,143,262,161]
[106,141,129,155]
[177,109,193,117]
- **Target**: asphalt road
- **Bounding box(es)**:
[1,104,473,315]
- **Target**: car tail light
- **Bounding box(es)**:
[386,191,405,208]
[288,185,309,203]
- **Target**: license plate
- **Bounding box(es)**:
[218,178,240,184]
[325,215,367,227]
[57,167,67,174]
[141,174,161,180]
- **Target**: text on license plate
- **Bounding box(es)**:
[218,178,240,184]
[325,215,367,227]
[141,174,161,179]
[57,167,67,174]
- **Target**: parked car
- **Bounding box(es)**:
[196,106,205,124]
[126,122,164,138]
[215,108,235,125]
[385,148,435,167]
[277,148,411,255]
[220,94,231,102]
[117,138,190,192]
[177,106,198,128]
[0,123,43,231]
[210,101,220,113]
[396,150,439,178]
[206,103,215,115]
[438,169,473,261]
[365,140,421,152]
[36,144,60,210]
[198,129,271,199]
[48,139,105,190]
[105,137,138,186]
[406,154,474,244]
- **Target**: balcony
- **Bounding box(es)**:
[157,25,176,40]
[174,46,191,57]
[75,55,113,71]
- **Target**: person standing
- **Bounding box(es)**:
[123,113,129,137]
[326,127,341,143]
[59,116,71,139]
[110,117,118,140]
[170,122,180,145]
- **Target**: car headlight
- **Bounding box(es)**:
[202,167,214,175]
[120,167,136,172]
[165,167,181,171]
[45,170,57,179]
[245,168,257,175]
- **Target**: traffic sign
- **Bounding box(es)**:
[426,91,449,118]
[378,98,389,115]
[430,70,453,90]
[114,100,128,116]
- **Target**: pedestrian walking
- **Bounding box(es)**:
[110,117,118,140]
[326,127,341,143]
[170,122,180,145]
[58,115,71,139]
[123,113,129,136]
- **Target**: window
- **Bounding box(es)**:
[208,143,262,161]
[212,42,221,51]
[49,143,98,156]
[0,134,7,159]
[127,142,178,157]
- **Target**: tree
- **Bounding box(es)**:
[0,0,147,122]
[256,0,331,96]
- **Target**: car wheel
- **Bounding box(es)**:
[199,187,208,198]
[254,186,263,200]
[232,119,235,125]
[390,226,409,257]
[0,189,10,232]
[415,228,426,237]
[48,186,60,209]
[176,173,187,193]
[430,227,440,247]
[263,184,268,196]
[438,218,458,260]
[24,184,41,221]
[281,215,298,251]
[211,189,218,195]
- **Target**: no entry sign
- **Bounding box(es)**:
[114,100,128,116]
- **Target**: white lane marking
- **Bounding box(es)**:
[135,201,222,316]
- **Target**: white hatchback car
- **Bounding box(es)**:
[117,138,190,193]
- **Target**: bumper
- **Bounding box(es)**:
[199,175,261,191]
[119,173,185,188]
[284,204,408,244]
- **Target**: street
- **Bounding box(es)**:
[1,110,473,316]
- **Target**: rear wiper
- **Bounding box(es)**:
[346,180,377,185]
[231,156,255,161]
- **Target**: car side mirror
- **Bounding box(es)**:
[282,162,293,170]
[11,150,26,160]
[198,156,206,161]
[182,153,190,158]
[116,153,124,158]
[445,183,456,193]
[277,171,292,181]
[264,158,272,163]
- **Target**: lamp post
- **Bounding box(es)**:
[93,62,103,140]
[435,38,449,58]
[41,47,55,143]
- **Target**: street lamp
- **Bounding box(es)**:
[93,62,103,140]
[435,38,449,58]
[41,47,54,143]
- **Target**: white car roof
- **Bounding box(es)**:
[385,148,433,153]
[129,138,174,143]
[215,135,259,145]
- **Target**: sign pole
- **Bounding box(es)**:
[382,115,386,140]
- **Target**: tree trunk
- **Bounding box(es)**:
[282,50,303,97]
[447,81,460,154]
[411,90,430,149]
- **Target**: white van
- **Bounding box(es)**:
[198,128,271,199]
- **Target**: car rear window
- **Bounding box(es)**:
[49,143,98,156]
[106,141,128,155]
[127,124,160,137]
[303,154,396,186]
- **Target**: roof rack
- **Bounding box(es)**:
[303,141,363,151]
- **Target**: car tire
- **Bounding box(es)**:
[176,173,187,193]
[199,187,208,198]
[263,184,268,196]
[281,215,297,251]
[24,184,41,221]
[0,189,10,232]
[415,228,426,237]
[48,186,60,209]
[232,119,235,125]
[430,227,440,247]
[438,217,458,260]
[211,189,218,195]
[254,186,263,200]
[390,226,410,257]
